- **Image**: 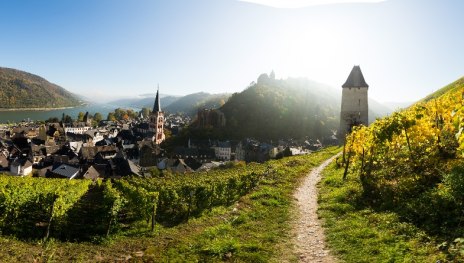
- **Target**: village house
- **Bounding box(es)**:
[157,158,194,173]
[82,165,104,180]
[10,157,32,176]
[212,141,232,161]
[48,163,80,179]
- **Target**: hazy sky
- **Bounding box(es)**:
[0,0,462,103]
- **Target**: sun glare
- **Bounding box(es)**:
[239,0,386,8]
[273,21,350,85]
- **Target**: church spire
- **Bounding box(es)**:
[150,84,165,144]
[153,84,161,112]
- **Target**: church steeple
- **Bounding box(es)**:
[150,84,165,144]
[153,85,161,112]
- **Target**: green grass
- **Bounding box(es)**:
[318,162,446,263]
[0,147,340,262]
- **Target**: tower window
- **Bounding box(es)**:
[358,99,361,106]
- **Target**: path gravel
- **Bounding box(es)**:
[293,153,341,263]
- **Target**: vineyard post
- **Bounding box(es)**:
[151,192,159,233]
[343,134,355,180]
[209,185,214,211]
[151,204,156,232]
[360,147,365,174]
[342,138,346,163]
[187,190,194,221]
[404,127,412,158]
[106,216,112,237]
[45,194,58,241]
[151,202,155,232]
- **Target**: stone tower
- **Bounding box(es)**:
[339,65,369,139]
[150,86,165,144]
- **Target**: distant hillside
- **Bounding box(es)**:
[110,95,180,109]
[220,75,340,140]
[0,67,81,109]
[369,98,396,123]
[165,92,230,116]
[108,92,229,116]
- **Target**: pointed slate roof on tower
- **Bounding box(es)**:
[342,65,369,88]
[153,86,161,112]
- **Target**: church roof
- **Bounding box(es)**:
[153,87,161,112]
[342,65,369,88]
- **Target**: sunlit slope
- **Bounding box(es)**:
[421,76,464,103]
[344,76,464,239]
[0,67,81,108]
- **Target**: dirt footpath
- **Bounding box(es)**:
[292,153,341,263]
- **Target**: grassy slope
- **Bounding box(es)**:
[318,161,445,262]
[0,147,339,262]
[421,76,464,103]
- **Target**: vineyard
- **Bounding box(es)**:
[341,77,464,259]
[0,147,339,261]
[0,155,299,242]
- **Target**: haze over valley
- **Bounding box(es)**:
[0,0,463,262]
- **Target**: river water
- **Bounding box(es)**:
[0,103,140,123]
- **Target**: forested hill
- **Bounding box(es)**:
[0,67,81,109]
[220,74,340,140]
[165,92,230,116]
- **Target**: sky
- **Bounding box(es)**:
[0,0,463,103]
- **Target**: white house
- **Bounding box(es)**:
[213,141,231,161]
[64,122,91,134]
[10,158,33,176]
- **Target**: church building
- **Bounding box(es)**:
[150,87,165,144]
[339,65,369,139]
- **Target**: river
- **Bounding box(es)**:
[0,103,140,123]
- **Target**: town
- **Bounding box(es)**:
[0,88,327,179]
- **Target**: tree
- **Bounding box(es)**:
[94,112,103,123]
[46,117,60,123]
[77,112,85,122]
[126,109,137,119]
[164,128,172,140]
[107,112,116,121]
[114,108,126,120]
[141,107,151,118]
[63,114,73,124]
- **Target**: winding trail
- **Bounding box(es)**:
[293,153,341,262]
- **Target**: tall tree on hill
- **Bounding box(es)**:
[77,112,85,122]
[93,112,103,122]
